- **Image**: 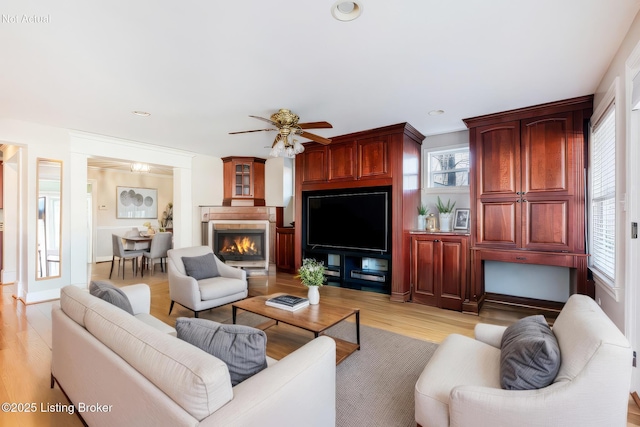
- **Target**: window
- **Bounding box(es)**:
[590,102,616,284]
[426,147,469,188]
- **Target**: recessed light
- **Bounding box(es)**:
[331,1,363,21]
[132,111,151,117]
[428,110,445,116]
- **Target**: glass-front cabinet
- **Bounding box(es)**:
[222,157,266,206]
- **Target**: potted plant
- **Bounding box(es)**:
[297,258,326,304]
[417,204,429,230]
[436,196,456,232]
[160,202,173,231]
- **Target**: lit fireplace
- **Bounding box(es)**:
[214,229,265,261]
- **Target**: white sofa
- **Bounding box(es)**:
[52,284,336,427]
[415,294,632,427]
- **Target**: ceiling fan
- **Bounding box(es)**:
[229,109,333,157]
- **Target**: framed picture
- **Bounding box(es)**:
[453,208,470,230]
[117,187,158,219]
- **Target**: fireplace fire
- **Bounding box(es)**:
[214,229,265,261]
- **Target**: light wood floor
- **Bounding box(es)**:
[1,261,638,426]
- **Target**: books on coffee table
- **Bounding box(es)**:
[265,295,310,311]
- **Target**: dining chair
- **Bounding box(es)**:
[142,232,173,276]
[110,234,145,279]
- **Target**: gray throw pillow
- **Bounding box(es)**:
[89,280,134,315]
[176,317,267,386]
[500,315,561,390]
[181,253,220,280]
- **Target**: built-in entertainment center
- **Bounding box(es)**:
[294,122,424,301]
[302,186,392,293]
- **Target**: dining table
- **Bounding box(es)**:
[122,234,154,251]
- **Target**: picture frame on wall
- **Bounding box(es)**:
[453,208,470,230]
[116,187,158,219]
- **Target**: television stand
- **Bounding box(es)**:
[304,250,391,295]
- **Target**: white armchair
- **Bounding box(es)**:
[415,294,632,427]
[167,246,248,317]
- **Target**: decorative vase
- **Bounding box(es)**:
[439,213,453,232]
[417,215,426,230]
[307,286,320,305]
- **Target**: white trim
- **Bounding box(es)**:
[589,78,620,288]
[625,39,640,394]
[593,269,621,302]
[592,77,618,124]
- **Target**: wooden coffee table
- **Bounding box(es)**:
[232,293,360,364]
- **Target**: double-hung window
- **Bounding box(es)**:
[590,101,616,287]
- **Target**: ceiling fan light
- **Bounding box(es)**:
[293,141,305,154]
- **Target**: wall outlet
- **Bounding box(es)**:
[98,205,107,210]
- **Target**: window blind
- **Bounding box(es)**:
[590,103,616,281]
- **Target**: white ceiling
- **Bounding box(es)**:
[2,1,639,159]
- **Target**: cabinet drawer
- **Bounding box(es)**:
[478,250,574,268]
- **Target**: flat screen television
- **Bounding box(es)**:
[305,189,390,253]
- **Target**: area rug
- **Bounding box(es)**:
[226,311,439,427]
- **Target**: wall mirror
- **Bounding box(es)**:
[36,158,62,279]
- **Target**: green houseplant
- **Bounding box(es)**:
[417,204,429,230]
[435,196,456,214]
[297,258,326,305]
[436,196,456,232]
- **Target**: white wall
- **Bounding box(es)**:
[88,167,173,261]
[265,156,294,225]
[191,154,223,245]
[420,130,471,216]
[0,120,200,302]
[593,9,640,393]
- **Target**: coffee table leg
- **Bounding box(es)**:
[232,306,237,324]
[356,310,360,349]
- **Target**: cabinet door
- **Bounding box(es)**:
[357,136,390,180]
[300,146,327,184]
[411,237,439,306]
[276,228,295,273]
[328,142,356,181]
[475,199,520,249]
[522,197,572,251]
[473,121,521,249]
[521,113,573,196]
[474,121,520,197]
[233,160,253,197]
[440,237,467,311]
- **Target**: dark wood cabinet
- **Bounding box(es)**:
[295,123,424,302]
[464,95,594,313]
[410,233,469,311]
[474,112,580,252]
[300,145,328,184]
[222,157,266,206]
[328,142,356,181]
[275,227,295,273]
[357,135,390,180]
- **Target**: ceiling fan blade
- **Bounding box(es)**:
[249,115,280,127]
[271,134,281,148]
[298,121,333,129]
[229,128,276,135]
[299,131,332,145]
